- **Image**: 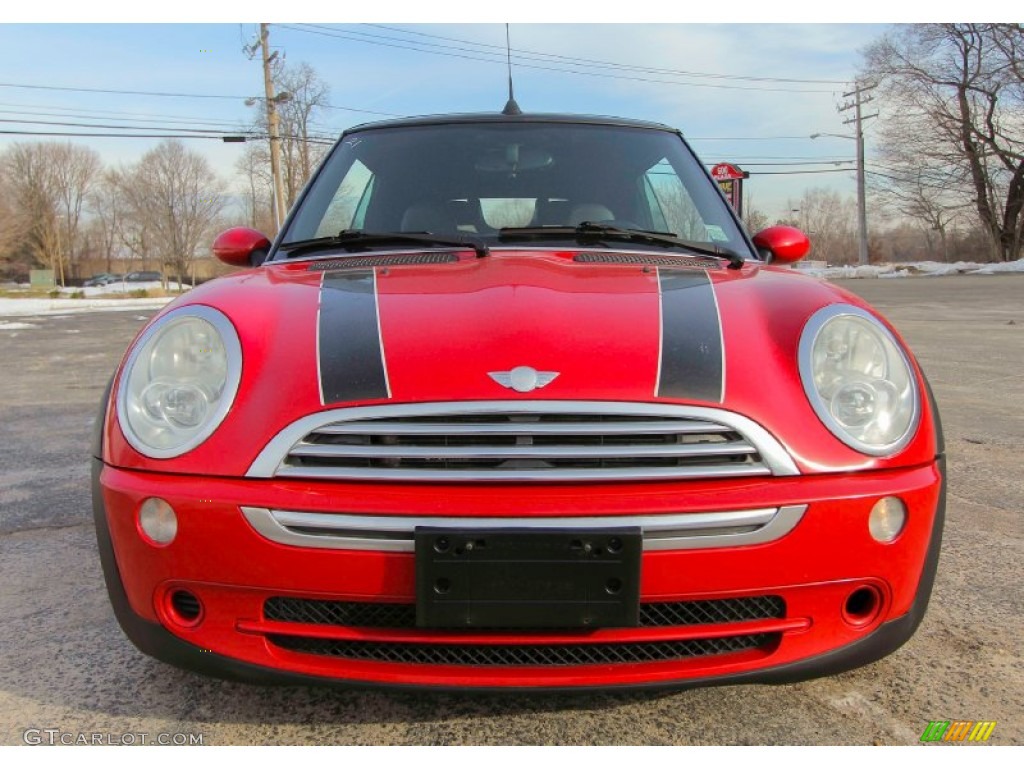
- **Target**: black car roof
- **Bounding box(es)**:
[345,112,681,135]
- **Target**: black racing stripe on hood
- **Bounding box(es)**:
[318,270,390,404]
[656,269,723,403]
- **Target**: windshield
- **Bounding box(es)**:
[280,121,751,258]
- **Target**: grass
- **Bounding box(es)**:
[0,283,187,300]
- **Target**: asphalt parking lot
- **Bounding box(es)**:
[0,274,1021,746]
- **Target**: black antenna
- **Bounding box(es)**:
[502,23,522,116]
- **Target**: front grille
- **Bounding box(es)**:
[575,252,722,269]
[263,595,785,628]
[267,633,776,666]
[256,404,792,482]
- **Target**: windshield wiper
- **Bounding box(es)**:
[497,222,744,269]
[279,229,490,259]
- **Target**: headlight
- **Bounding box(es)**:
[798,305,919,456]
[116,306,242,458]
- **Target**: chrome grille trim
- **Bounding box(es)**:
[286,441,759,460]
[241,505,807,552]
[246,401,799,482]
[312,420,733,436]
[270,464,774,482]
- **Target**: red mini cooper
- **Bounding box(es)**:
[91,111,944,690]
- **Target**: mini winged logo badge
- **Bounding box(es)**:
[488,366,560,393]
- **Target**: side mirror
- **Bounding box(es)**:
[752,226,811,264]
[212,227,272,267]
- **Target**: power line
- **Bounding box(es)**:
[0,129,233,140]
[276,24,839,94]
[865,168,968,193]
[0,82,402,117]
[0,102,245,127]
[0,117,254,135]
[0,116,337,144]
[698,155,855,161]
[0,82,240,101]
[0,103,342,139]
[358,23,849,85]
[687,136,818,140]
[0,103,266,131]
[0,128,335,144]
[0,101,829,145]
[717,161,855,167]
[748,168,858,175]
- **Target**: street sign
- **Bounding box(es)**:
[710,163,749,217]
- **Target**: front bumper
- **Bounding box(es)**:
[92,455,945,691]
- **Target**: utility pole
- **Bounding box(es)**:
[839,82,878,265]
[260,23,287,231]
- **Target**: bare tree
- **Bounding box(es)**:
[0,173,29,280]
[0,142,102,284]
[863,24,1024,261]
[51,143,101,279]
[741,195,770,234]
[1,143,62,282]
[234,142,276,233]
[119,140,227,285]
[88,170,125,273]
[872,167,966,261]
[789,189,858,264]
[868,102,974,262]
[245,59,332,211]
[277,61,331,205]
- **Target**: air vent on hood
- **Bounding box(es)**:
[574,252,722,269]
[307,253,459,271]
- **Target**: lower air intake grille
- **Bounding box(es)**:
[268,633,776,666]
[263,595,785,628]
[266,599,417,628]
[639,596,785,626]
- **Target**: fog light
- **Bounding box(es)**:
[869,497,906,542]
[138,497,177,545]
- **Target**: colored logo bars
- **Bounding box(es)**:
[920,721,996,743]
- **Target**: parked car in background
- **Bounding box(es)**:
[92,110,944,691]
[83,273,117,287]
[124,271,163,283]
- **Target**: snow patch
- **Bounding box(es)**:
[971,259,1024,274]
[797,257,1024,279]
[0,297,174,318]
[62,280,189,297]
[0,321,38,330]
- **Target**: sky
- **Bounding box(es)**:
[0,5,986,222]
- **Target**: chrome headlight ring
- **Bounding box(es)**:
[116,305,242,459]
[798,304,920,456]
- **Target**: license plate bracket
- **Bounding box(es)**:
[415,527,641,629]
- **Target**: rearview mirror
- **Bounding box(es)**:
[752,226,811,264]
[212,227,272,267]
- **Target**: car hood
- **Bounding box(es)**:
[104,249,939,475]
